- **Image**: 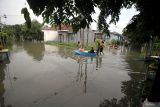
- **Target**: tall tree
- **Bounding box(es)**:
[27,0,160,37]
[27,0,94,32]
[21,7,31,29]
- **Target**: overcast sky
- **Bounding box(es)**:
[0,0,139,34]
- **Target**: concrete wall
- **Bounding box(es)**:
[59,33,69,42]
[42,28,95,43]
[42,30,74,42]
[75,27,95,44]
[42,30,58,42]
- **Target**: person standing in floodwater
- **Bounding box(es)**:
[100,40,105,55]
[77,41,81,49]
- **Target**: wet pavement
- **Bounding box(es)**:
[0,42,147,107]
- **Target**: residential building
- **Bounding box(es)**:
[42,25,107,44]
[42,25,74,42]
[106,32,123,42]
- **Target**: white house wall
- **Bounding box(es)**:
[42,30,58,42]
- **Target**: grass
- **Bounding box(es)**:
[46,41,97,50]
[46,41,77,47]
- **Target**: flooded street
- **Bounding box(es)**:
[0,42,146,107]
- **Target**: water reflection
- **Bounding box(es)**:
[0,59,12,107]
[76,57,88,93]
[72,55,104,94]
[1,43,151,107]
[100,73,145,107]
[100,47,146,107]
[120,46,131,55]
[23,42,45,61]
[100,97,128,107]
[58,46,75,58]
[96,56,102,69]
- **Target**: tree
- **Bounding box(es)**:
[2,20,43,42]
[22,20,43,41]
[21,7,31,29]
[26,0,95,32]
[26,0,160,38]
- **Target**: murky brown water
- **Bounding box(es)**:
[0,42,146,107]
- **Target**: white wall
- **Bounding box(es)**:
[42,30,58,42]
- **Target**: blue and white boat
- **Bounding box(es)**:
[74,50,96,57]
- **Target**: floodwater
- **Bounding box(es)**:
[0,42,147,107]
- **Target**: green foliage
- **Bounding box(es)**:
[122,14,151,47]
[110,39,117,45]
[1,26,13,37]
[46,41,77,47]
[22,20,43,41]
[95,38,101,44]
[1,20,43,41]
[21,7,31,29]
[122,1,160,46]
[1,24,23,41]
[46,41,96,50]
[27,0,94,33]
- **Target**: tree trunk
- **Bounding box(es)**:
[80,28,82,46]
[82,29,84,48]
[144,43,148,59]
[149,36,153,56]
[86,28,89,46]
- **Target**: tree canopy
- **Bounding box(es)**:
[27,0,159,38]
[2,20,43,41]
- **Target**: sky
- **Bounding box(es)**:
[0,0,139,34]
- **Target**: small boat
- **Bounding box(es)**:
[74,50,96,57]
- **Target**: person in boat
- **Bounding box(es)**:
[88,47,95,53]
[79,46,85,52]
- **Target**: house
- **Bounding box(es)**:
[106,32,123,42]
[92,30,106,41]
[42,25,107,44]
[42,27,58,42]
[42,25,74,42]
